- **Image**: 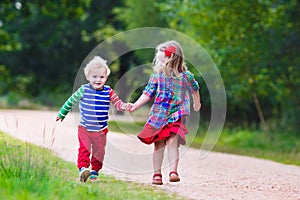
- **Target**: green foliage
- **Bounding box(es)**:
[0,65,11,95]
[0,1,299,131]
[0,1,123,96]
[113,0,167,63]
[114,0,167,29]
[157,0,300,131]
[6,91,21,106]
[34,87,71,108]
[221,130,269,149]
[0,132,59,198]
[220,128,300,165]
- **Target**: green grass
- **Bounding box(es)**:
[191,128,300,166]
[108,121,300,166]
[0,131,184,200]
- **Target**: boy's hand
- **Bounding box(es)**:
[56,116,63,122]
[121,103,130,111]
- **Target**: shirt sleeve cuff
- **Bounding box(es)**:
[143,90,153,98]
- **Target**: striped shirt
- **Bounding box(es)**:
[58,84,126,132]
[143,71,199,129]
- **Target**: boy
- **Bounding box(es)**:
[56,56,128,182]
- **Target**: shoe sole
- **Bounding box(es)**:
[169,176,180,182]
[90,178,99,183]
[152,181,163,185]
[169,172,180,182]
[80,170,91,182]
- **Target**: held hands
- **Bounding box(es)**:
[121,103,128,111]
[121,103,137,112]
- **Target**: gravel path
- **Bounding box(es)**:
[1,109,300,200]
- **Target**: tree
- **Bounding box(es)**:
[158,0,299,130]
[0,0,124,97]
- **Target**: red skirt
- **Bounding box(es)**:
[137,120,188,145]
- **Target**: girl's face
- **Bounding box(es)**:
[86,67,108,90]
[156,48,167,62]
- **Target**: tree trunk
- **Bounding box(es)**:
[252,92,268,132]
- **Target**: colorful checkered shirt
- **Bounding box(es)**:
[143,71,200,129]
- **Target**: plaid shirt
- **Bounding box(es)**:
[143,71,199,129]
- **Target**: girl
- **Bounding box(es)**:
[129,40,201,185]
[56,56,128,182]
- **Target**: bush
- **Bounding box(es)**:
[6,91,21,106]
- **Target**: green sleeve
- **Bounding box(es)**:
[57,86,84,119]
[185,71,200,91]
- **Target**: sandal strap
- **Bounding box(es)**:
[153,173,162,178]
[169,171,178,176]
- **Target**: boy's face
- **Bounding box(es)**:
[86,67,108,90]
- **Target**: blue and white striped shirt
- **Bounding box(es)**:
[57,83,126,132]
[79,84,110,131]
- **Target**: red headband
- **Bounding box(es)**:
[164,45,176,57]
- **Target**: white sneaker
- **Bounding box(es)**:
[79,167,90,182]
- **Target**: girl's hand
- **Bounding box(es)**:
[128,94,150,112]
[126,103,133,111]
[191,90,201,112]
[128,103,137,112]
[193,102,201,112]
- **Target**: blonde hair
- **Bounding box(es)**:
[84,56,111,77]
[153,40,187,78]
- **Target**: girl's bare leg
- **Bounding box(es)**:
[153,140,166,174]
[167,134,179,174]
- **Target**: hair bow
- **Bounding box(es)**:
[164,46,176,57]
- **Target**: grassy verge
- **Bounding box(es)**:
[108,121,300,166]
[191,128,300,166]
[0,131,184,200]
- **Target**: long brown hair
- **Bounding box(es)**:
[153,40,187,78]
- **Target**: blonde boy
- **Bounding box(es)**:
[56,56,128,182]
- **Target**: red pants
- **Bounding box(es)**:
[77,126,108,172]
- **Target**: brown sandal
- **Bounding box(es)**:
[169,171,180,182]
[152,174,163,185]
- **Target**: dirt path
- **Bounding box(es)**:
[1,109,300,200]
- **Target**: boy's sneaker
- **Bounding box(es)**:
[79,167,90,182]
[89,170,99,182]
